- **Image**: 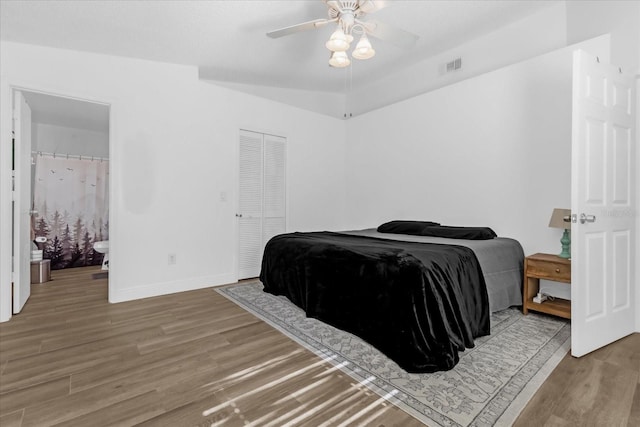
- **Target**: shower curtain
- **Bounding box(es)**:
[33,154,109,270]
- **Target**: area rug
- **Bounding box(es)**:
[216,282,570,427]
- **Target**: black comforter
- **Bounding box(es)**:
[259,232,490,373]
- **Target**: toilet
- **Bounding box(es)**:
[93,241,109,271]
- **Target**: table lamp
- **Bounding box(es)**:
[549,208,572,259]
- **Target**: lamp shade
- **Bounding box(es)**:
[329,51,351,68]
[549,208,571,229]
[326,27,350,52]
[352,33,375,60]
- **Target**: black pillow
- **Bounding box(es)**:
[421,225,497,240]
[377,220,440,235]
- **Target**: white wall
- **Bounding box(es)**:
[566,0,640,75]
[0,41,348,321]
[345,38,609,260]
[33,123,109,158]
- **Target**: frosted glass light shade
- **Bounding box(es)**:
[352,34,375,60]
[326,27,350,52]
[329,51,351,68]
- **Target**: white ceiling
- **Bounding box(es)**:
[1,0,559,121]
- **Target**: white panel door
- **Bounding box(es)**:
[13,91,32,313]
[238,130,264,280]
[571,50,636,356]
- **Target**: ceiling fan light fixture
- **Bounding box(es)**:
[329,50,351,68]
[325,27,350,52]
[352,33,376,60]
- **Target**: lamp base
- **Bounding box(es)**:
[558,229,571,259]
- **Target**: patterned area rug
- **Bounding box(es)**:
[216,282,570,427]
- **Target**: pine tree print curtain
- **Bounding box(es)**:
[33,155,109,270]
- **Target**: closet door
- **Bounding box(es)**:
[262,135,286,252]
[237,130,286,280]
[238,130,264,279]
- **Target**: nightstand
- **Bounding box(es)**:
[523,253,571,319]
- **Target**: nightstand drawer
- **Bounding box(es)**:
[526,258,570,282]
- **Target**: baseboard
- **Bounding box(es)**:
[108,272,237,303]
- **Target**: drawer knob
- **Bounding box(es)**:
[555,268,560,273]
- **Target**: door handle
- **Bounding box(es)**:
[580,213,596,224]
[29,210,38,215]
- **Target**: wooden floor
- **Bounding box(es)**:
[0,267,638,426]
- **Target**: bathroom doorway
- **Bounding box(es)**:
[12,89,110,312]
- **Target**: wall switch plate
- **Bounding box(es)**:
[168,254,176,265]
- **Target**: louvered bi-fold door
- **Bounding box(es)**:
[263,135,286,251]
[238,130,286,280]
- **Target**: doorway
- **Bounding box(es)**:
[12,89,111,314]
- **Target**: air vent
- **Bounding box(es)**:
[446,58,462,72]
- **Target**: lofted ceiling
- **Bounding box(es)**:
[1,0,560,119]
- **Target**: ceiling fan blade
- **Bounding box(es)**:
[358,0,389,14]
[363,19,419,48]
[266,19,332,38]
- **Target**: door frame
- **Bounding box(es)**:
[636,73,640,334]
[12,90,33,313]
[0,82,116,322]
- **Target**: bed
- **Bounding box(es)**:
[259,224,524,373]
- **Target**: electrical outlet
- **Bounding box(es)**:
[168,254,176,265]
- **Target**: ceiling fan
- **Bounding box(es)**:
[266,0,419,68]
